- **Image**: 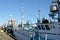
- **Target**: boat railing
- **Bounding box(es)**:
[30,23,60,40]
[30,29,60,40]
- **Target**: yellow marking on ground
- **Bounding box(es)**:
[0,30,4,32]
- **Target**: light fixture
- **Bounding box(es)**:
[50,4,58,12]
[58,0,60,4]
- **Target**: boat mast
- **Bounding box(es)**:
[49,0,60,22]
[37,10,40,23]
[21,0,24,29]
[36,0,40,23]
[58,0,60,22]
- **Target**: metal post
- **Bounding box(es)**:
[56,34,58,40]
[45,34,47,40]
[58,3,60,22]
[33,33,34,40]
[39,33,41,40]
[30,32,33,40]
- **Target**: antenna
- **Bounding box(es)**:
[36,0,38,20]
[36,0,40,23]
[37,10,40,23]
[38,10,40,20]
[21,0,24,29]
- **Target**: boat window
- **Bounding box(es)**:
[58,24,60,28]
[50,25,53,30]
[45,25,50,30]
[41,25,45,30]
[37,25,41,30]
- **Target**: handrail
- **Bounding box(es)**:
[32,29,60,35]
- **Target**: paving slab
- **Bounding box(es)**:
[0,32,14,40]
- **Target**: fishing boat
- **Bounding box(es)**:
[13,0,60,40]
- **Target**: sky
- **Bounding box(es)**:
[0,0,52,25]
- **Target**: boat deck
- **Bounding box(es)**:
[0,32,14,40]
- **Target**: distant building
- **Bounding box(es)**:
[2,23,7,29]
[8,15,16,26]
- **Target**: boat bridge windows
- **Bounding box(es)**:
[37,23,53,30]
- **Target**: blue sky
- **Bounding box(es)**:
[0,0,52,25]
